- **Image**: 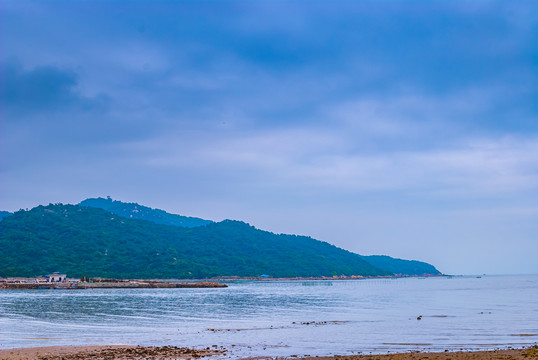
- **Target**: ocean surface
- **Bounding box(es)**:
[1,275,537,357]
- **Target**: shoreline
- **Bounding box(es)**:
[0,275,449,290]
[300,346,538,360]
[1,274,446,290]
[0,345,536,360]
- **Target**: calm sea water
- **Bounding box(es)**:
[1,275,537,357]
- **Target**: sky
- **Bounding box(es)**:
[1,0,537,275]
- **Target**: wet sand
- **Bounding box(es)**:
[301,346,538,360]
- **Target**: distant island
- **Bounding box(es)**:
[0,197,441,279]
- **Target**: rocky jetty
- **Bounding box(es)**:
[1,281,228,290]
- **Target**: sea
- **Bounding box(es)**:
[1,275,537,358]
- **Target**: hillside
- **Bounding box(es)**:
[0,204,393,279]
[79,197,211,228]
[360,255,439,276]
[81,198,441,276]
[0,211,12,221]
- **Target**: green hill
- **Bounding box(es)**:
[0,204,392,279]
[79,197,212,228]
[79,198,442,276]
[359,255,439,276]
[0,211,12,221]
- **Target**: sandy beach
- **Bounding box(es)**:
[305,346,538,360]
[0,345,225,360]
[0,345,536,360]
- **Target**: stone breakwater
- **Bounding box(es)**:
[1,281,228,290]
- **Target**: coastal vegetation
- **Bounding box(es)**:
[0,201,441,279]
[0,211,12,221]
[359,255,440,276]
[79,197,212,228]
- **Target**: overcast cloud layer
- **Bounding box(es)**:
[1,0,537,275]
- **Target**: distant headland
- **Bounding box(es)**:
[0,197,442,280]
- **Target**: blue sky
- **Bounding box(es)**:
[1,0,537,275]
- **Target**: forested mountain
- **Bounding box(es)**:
[83,198,441,276]
[0,211,12,221]
[79,197,211,228]
[359,255,439,276]
[0,204,394,279]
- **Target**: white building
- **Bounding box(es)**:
[48,272,67,282]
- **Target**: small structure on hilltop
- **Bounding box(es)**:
[47,272,67,282]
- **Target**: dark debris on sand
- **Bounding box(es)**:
[36,345,224,360]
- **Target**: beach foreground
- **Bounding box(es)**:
[0,345,224,360]
[306,346,538,360]
[0,345,537,360]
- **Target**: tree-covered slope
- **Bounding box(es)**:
[0,204,390,279]
[78,198,441,276]
[0,211,12,221]
[360,255,440,276]
[79,197,212,228]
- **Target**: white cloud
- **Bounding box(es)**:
[119,119,538,200]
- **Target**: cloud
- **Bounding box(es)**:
[1,61,110,117]
[2,0,538,274]
[116,116,538,203]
